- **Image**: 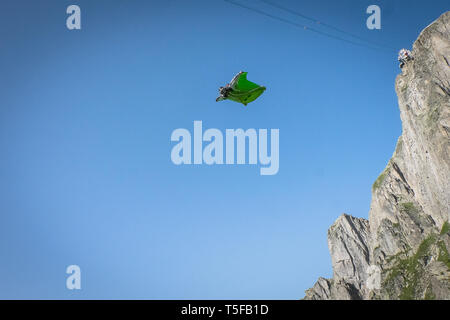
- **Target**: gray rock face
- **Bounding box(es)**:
[328,215,370,294]
[304,12,450,300]
[305,215,370,300]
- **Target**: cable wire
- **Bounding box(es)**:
[257,0,396,51]
[224,0,394,52]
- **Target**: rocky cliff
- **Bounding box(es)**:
[304,12,450,300]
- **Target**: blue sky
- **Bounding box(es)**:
[0,0,448,299]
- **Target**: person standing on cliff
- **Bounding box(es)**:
[398,49,413,68]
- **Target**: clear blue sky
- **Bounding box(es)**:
[0,0,448,299]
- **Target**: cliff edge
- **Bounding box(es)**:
[304,11,450,300]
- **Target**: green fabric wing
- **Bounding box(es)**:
[228,86,266,106]
[233,72,260,91]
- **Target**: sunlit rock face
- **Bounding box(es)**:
[304,11,450,300]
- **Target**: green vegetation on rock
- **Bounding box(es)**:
[440,221,449,235]
[383,234,438,300]
[372,171,387,191]
[437,240,450,269]
[399,202,419,215]
[424,287,436,300]
[399,235,436,300]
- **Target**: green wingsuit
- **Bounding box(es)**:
[216,71,266,106]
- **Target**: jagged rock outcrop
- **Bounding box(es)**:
[305,215,370,300]
[304,12,450,300]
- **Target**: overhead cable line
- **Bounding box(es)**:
[224,0,394,52]
[257,0,396,51]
